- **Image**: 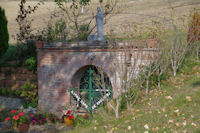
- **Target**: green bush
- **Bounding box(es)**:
[46,19,68,42]
[1,88,8,96]
[25,57,37,72]
[0,88,15,97]
[0,7,9,57]
[0,46,17,64]
[15,82,38,107]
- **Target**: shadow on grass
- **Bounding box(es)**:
[192,81,200,87]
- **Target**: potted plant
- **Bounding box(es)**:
[63,110,73,126]
[17,114,30,133]
[5,110,30,133]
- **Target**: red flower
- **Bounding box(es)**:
[10,110,17,114]
[13,115,19,120]
[18,112,24,116]
[66,110,72,115]
[29,113,34,118]
[84,114,88,119]
[68,115,73,120]
[5,117,10,121]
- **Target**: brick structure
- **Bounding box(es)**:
[0,64,37,90]
[36,41,158,115]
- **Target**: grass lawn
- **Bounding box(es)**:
[69,59,200,133]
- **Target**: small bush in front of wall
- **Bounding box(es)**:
[0,88,15,97]
[0,46,17,65]
[15,82,38,107]
[25,56,37,72]
[45,19,68,42]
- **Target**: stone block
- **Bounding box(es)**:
[0,96,24,110]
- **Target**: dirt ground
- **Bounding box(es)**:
[0,0,200,43]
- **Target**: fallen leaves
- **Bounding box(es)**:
[128,126,131,130]
[168,119,174,124]
[165,96,173,100]
[191,122,198,128]
[183,121,187,126]
[174,109,179,113]
[144,124,149,130]
[186,96,192,101]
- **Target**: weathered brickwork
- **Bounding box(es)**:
[36,41,159,116]
[0,64,37,90]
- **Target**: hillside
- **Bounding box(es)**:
[0,0,200,43]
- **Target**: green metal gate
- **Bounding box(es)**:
[68,66,112,111]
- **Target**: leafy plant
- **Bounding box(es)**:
[0,88,16,97]
[1,88,8,96]
[25,57,37,72]
[30,112,62,125]
[0,7,9,57]
[4,110,31,127]
[15,82,38,107]
[46,19,68,42]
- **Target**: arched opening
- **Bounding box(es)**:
[71,65,112,110]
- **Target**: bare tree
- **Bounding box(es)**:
[170,26,189,76]
[104,40,147,117]
[156,44,170,90]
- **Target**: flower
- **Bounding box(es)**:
[68,115,73,120]
[13,115,19,120]
[18,112,24,116]
[29,113,34,118]
[84,114,88,119]
[5,117,10,121]
[66,110,72,115]
[10,110,17,114]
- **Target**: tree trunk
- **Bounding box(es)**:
[173,68,176,76]
[115,97,121,118]
[146,78,149,95]
[126,99,131,111]
[158,74,161,90]
[197,44,199,62]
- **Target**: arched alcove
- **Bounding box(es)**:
[71,65,113,110]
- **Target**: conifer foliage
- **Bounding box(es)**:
[0,7,9,57]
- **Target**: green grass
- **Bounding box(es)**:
[69,60,200,133]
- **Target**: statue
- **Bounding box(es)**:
[96,7,105,41]
[87,7,106,42]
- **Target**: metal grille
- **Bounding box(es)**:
[69,66,112,111]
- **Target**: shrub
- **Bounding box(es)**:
[0,46,17,63]
[15,82,38,107]
[187,11,200,44]
[0,88,15,97]
[45,19,68,42]
[25,57,37,72]
[30,112,62,125]
[0,7,9,57]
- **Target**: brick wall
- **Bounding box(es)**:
[0,62,37,90]
[36,41,159,116]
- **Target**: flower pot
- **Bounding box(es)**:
[17,123,29,133]
[36,41,43,49]
[64,117,73,126]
